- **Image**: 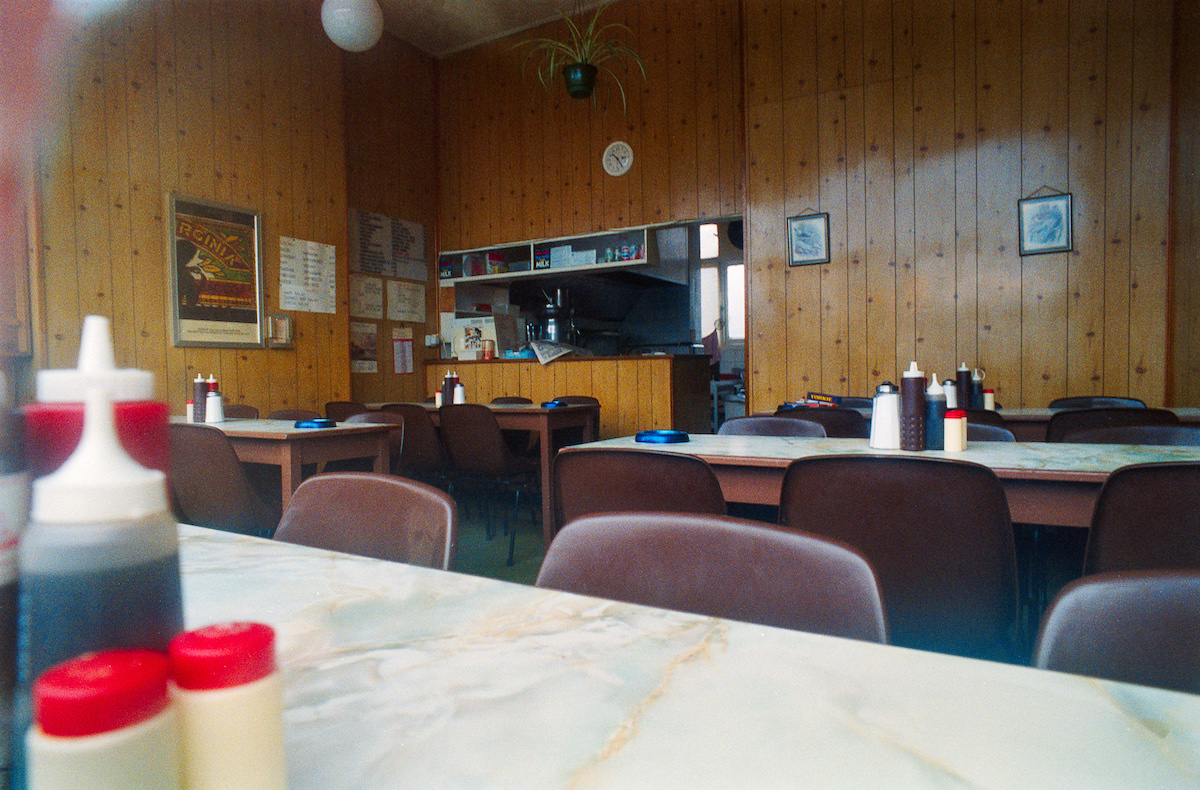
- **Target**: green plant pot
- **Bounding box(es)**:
[562,63,598,99]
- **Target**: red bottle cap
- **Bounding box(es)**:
[169,622,276,691]
[945,409,967,419]
[34,650,170,737]
[983,388,995,394]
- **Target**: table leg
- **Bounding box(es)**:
[372,433,388,474]
[281,445,302,511]
[538,422,554,549]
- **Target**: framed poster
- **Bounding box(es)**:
[1018,193,1073,255]
[788,212,830,266]
[168,194,264,347]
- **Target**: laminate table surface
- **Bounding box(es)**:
[576,435,1200,527]
[176,418,390,508]
[179,525,1200,789]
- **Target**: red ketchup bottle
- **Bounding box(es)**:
[20,316,169,479]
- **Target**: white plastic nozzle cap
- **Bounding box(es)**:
[927,373,944,394]
[958,362,970,371]
[31,385,167,523]
[903,360,923,378]
[36,315,154,402]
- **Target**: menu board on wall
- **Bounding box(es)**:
[349,275,383,319]
[279,236,337,314]
[349,209,426,282]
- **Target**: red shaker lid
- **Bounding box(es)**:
[34,650,170,737]
[983,388,995,394]
[945,409,967,419]
[169,622,276,690]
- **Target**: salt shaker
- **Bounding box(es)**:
[944,410,968,452]
[869,382,901,450]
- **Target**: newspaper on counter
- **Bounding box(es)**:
[531,340,592,365]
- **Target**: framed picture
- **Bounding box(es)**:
[1018,193,1073,255]
[788,212,830,266]
[168,194,264,347]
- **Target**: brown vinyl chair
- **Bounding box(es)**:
[718,415,826,437]
[1046,407,1178,442]
[379,403,452,486]
[1049,396,1147,410]
[778,455,1018,662]
[168,422,279,537]
[962,408,1006,429]
[438,403,538,565]
[838,396,874,409]
[1083,461,1200,575]
[1064,424,1200,446]
[1034,570,1200,694]
[552,447,727,538]
[967,423,1016,442]
[774,406,869,438]
[490,396,537,455]
[273,472,457,570]
[537,512,887,642]
[325,400,369,422]
[222,403,259,419]
[267,408,321,421]
[490,396,533,405]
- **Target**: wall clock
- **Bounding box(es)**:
[602,140,633,177]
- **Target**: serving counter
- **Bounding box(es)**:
[181,525,1200,788]
[425,355,711,438]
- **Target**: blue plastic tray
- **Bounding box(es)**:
[635,429,690,444]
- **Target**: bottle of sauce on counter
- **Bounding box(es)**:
[924,374,946,451]
[26,650,181,790]
[955,364,974,416]
[900,361,926,452]
[15,386,185,787]
[21,316,169,479]
[191,375,207,424]
[168,623,286,790]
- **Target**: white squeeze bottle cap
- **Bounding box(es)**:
[31,385,167,523]
[903,360,923,378]
[36,315,154,402]
[927,373,944,395]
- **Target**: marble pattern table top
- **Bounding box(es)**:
[180,526,1200,788]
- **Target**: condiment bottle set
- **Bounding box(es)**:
[870,360,993,452]
[188,374,224,423]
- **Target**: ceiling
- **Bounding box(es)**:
[377,0,602,59]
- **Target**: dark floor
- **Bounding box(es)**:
[450,490,546,585]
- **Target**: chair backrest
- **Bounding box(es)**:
[325,401,368,422]
[1084,461,1200,574]
[379,403,449,474]
[267,408,321,421]
[1049,396,1147,410]
[967,423,1015,442]
[438,403,522,475]
[344,411,405,468]
[1064,424,1200,446]
[838,396,874,409]
[222,403,259,419]
[553,447,727,537]
[962,408,1006,428]
[1034,570,1200,694]
[718,415,826,437]
[774,406,868,438]
[778,455,1018,662]
[273,472,457,570]
[550,395,601,406]
[1046,407,1177,442]
[168,422,278,536]
[537,512,887,642]
[490,396,533,405]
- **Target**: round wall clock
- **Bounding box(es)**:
[602,140,633,177]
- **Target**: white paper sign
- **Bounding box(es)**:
[349,209,427,281]
[387,280,425,323]
[350,275,383,319]
[392,326,414,375]
[350,321,378,373]
[279,236,337,314]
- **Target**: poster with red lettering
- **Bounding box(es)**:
[169,194,263,347]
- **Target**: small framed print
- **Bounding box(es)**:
[1018,193,1073,256]
[788,213,830,266]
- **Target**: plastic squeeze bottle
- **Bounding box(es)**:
[26,650,182,790]
[168,622,287,790]
[924,374,946,450]
[899,361,926,452]
[17,384,184,705]
[21,316,169,478]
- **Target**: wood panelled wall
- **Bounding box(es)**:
[1170,0,1200,405]
[343,36,439,404]
[35,0,352,414]
[744,0,1172,411]
[437,0,744,251]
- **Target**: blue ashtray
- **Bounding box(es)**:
[294,418,336,429]
[541,400,568,408]
[635,429,689,444]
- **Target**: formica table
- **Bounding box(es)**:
[179,525,1200,789]
[180,418,390,509]
[576,435,1200,528]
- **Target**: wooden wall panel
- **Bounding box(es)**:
[1171,0,1200,404]
[745,0,1175,409]
[438,0,743,252]
[34,0,352,414]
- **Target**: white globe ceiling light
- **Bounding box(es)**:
[321,0,384,52]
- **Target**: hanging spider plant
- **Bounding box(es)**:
[516,1,646,111]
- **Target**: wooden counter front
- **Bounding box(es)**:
[425,355,711,439]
